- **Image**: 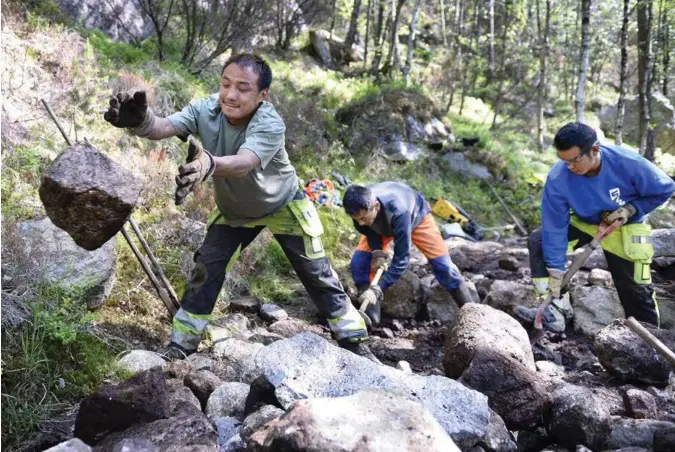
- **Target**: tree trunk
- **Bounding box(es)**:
[403,0,422,84]
[330,0,338,41]
[615,0,630,145]
[385,0,406,73]
[345,0,364,49]
[637,0,655,160]
[365,0,373,64]
[371,1,387,72]
[664,14,670,96]
[575,0,592,122]
[441,0,448,47]
[488,0,495,84]
[459,0,479,115]
[536,0,551,152]
[491,0,512,129]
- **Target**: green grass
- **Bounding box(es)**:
[1,284,124,448]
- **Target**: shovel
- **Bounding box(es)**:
[533,218,624,330]
[358,266,386,328]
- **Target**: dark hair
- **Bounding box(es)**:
[222,54,272,92]
[554,122,598,153]
[343,185,377,215]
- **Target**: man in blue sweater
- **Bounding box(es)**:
[515,122,675,331]
[344,182,474,325]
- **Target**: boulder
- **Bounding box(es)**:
[247,329,285,346]
[92,403,218,451]
[459,349,551,430]
[548,385,612,451]
[205,382,251,421]
[443,152,492,180]
[117,350,165,375]
[166,379,201,413]
[244,376,284,416]
[580,248,609,270]
[208,313,251,342]
[571,286,625,336]
[215,417,241,450]
[588,268,613,287]
[44,439,91,452]
[484,280,539,313]
[654,427,675,452]
[240,405,285,442]
[597,93,675,152]
[55,0,153,42]
[376,134,425,161]
[607,418,675,450]
[247,389,460,452]
[15,217,117,309]
[253,332,512,450]
[228,296,262,314]
[39,143,141,251]
[258,304,288,323]
[382,270,425,318]
[184,370,223,409]
[211,339,264,383]
[595,320,674,386]
[163,360,193,380]
[74,367,167,444]
[444,303,535,378]
[653,228,675,257]
[423,275,460,323]
[187,353,216,372]
[624,388,658,419]
[267,318,326,338]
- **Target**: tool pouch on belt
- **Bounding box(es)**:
[622,223,654,284]
[288,198,325,259]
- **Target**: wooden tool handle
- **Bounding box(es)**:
[626,317,675,366]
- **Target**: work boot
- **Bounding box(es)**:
[338,339,382,364]
[157,341,194,361]
[513,304,566,333]
[451,281,476,307]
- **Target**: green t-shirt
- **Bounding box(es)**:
[168,96,298,226]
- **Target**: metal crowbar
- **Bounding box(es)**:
[358,266,386,328]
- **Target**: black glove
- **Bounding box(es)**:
[175,136,216,205]
[104,91,154,135]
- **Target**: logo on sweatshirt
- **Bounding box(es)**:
[609,188,626,206]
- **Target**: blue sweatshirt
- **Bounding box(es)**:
[542,144,675,270]
[353,182,431,289]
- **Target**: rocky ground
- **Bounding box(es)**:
[33,231,675,452]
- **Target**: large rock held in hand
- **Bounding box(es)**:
[39,143,141,250]
[247,389,460,452]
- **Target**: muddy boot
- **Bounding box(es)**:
[338,339,382,364]
[513,303,566,333]
[157,342,194,361]
[451,281,476,307]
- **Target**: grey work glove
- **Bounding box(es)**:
[546,268,565,299]
[103,91,155,137]
[359,285,383,308]
[604,204,636,225]
[175,135,215,205]
[371,249,388,272]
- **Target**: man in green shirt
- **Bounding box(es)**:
[104,54,370,359]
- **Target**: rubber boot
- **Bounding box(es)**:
[157,341,194,361]
[451,281,475,307]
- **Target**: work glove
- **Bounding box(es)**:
[103,91,155,137]
[175,135,215,205]
[603,204,636,225]
[546,268,565,299]
[359,285,383,308]
[371,250,388,272]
